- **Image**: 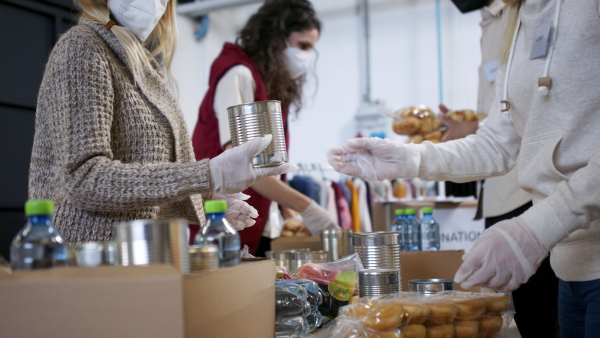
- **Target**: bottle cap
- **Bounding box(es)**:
[394,209,405,216]
[25,200,54,216]
[422,207,433,214]
[204,200,227,213]
[405,208,416,215]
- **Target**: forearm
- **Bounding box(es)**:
[412,101,521,182]
[63,158,213,212]
[251,176,311,213]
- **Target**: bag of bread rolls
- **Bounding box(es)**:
[392,105,443,144]
[312,291,513,338]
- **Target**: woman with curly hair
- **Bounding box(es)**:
[192,0,339,256]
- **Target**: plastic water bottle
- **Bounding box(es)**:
[10,200,67,270]
[404,208,421,251]
[390,209,408,251]
[420,207,440,251]
[194,200,240,267]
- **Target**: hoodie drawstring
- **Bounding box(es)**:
[501,0,562,113]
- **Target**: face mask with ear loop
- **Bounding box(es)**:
[283,44,316,80]
[107,0,169,41]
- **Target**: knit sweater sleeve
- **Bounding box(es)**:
[41,30,212,212]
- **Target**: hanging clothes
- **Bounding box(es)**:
[346,179,361,233]
[326,181,338,225]
[332,181,353,230]
[289,175,318,202]
[353,178,373,233]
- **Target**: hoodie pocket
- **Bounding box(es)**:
[518,133,567,196]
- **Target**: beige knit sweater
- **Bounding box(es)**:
[29,19,211,243]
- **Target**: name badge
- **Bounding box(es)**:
[484,59,499,83]
[530,20,553,59]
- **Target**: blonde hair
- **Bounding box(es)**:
[74,0,178,86]
[500,0,524,62]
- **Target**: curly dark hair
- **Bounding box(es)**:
[236,0,321,112]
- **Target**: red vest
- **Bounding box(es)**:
[191,43,289,254]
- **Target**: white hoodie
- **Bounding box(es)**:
[405,0,600,282]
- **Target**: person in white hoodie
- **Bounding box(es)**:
[328,0,600,335]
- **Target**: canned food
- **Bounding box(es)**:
[228,100,287,167]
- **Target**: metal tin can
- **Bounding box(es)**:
[408,279,455,294]
[353,231,402,289]
[113,219,190,274]
[228,100,288,167]
[359,268,400,297]
[321,229,353,262]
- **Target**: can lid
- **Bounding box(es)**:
[405,208,416,215]
[25,200,53,216]
[204,200,227,213]
[422,207,433,214]
[394,209,405,215]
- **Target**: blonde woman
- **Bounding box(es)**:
[328,0,600,335]
[28,0,295,243]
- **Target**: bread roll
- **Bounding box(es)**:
[453,320,479,338]
[427,138,441,144]
[409,135,424,144]
[425,324,454,338]
[364,302,406,331]
[483,295,510,314]
[393,117,421,135]
[295,231,309,237]
[417,117,434,134]
[479,315,503,338]
[283,220,301,232]
[402,302,431,325]
[424,131,442,141]
[462,110,476,122]
[425,303,458,326]
[345,303,373,319]
[447,111,465,122]
[280,230,295,237]
[452,298,486,320]
[367,330,402,338]
[402,324,427,338]
[475,114,487,121]
[432,117,441,130]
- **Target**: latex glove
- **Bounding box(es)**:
[213,193,258,231]
[300,201,340,236]
[327,137,413,181]
[454,218,549,293]
[209,135,298,194]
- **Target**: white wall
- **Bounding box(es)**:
[172,0,482,167]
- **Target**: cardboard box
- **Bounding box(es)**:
[400,250,478,292]
[270,236,322,252]
[0,260,275,338]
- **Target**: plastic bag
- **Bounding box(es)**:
[310,291,514,338]
[239,245,255,258]
[280,215,311,238]
[293,253,364,319]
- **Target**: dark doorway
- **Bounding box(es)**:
[0,0,76,260]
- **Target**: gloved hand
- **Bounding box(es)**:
[326,137,413,181]
[300,201,340,235]
[454,218,549,292]
[213,193,258,231]
[209,135,298,194]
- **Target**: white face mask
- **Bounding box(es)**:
[283,46,315,79]
[108,0,169,41]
